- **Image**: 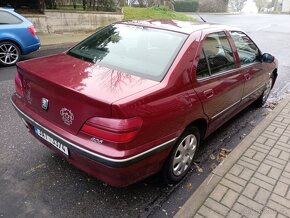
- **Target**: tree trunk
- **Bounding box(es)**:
[83,0,87,10]
[72,0,76,9]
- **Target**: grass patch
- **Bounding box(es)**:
[123,7,196,21]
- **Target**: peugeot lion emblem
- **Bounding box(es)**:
[41,98,49,111]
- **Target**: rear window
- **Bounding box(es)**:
[68,24,187,81]
[0,11,22,24]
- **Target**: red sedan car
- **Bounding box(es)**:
[11,20,277,187]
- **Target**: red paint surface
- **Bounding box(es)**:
[12,20,277,186]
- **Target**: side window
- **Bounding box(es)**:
[196,49,210,79]
[230,31,260,65]
[196,31,235,79]
[203,32,235,75]
[0,11,22,25]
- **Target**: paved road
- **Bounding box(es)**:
[0,14,290,218]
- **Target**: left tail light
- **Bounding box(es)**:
[81,117,143,143]
[15,71,24,97]
[27,25,37,36]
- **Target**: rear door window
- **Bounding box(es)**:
[0,11,22,24]
[203,32,235,75]
[230,31,260,65]
[196,49,210,79]
[196,31,235,79]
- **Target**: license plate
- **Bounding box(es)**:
[34,127,69,156]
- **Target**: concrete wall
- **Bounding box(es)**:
[25,10,123,33]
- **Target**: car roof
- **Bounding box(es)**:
[0,7,15,12]
[118,19,240,35]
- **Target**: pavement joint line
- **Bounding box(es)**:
[209,159,225,182]
[207,172,222,186]
[174,94,290,218]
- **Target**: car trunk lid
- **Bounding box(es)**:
[16,53,159,135]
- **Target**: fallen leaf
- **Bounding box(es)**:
[210,163,217,170]
[194,162,203,173]
[221,148,232,154]
[185,183,192,189]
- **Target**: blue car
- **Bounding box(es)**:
[0,8,40,66]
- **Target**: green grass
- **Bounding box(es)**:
[123,7,196,21]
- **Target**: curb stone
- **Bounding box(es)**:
[174,94,290,218]
[40,42,77,50]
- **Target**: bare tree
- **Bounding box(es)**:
[82,0,87,10]
[229,0,247,12]
[199,0,228,12]
[137,0,147,7]
[72,0,77,8]
[254,0,269,12]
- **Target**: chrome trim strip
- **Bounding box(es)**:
[197,62,261,82]
[211,83,265,120]
[197,67,241,82]
[241,84,265,101]
[238,61,260,69]
[11,98,177,167]
[211,100,241,120]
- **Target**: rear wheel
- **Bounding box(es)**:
[0,41,21,66]
[255,75,273,107]
[163,126,200,184]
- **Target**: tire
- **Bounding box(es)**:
[163,126,200,185]
[0,41,21,66]
[255,75,274,107]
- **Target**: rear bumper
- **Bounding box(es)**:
[22,42,40,55]
[11,95,176,186]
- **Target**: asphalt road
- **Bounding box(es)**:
[1,14,290,218]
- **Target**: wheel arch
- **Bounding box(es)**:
[0,39,23,55]
[185,118,208,140]
[272,68,278,88]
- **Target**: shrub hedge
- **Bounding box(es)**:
[174,1,199,12]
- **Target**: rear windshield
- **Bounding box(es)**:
[67,24,187,81]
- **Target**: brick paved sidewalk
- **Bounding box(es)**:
[175,95,290,218]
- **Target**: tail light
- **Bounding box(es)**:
[27,25,37,36]
[81,117,143,143]
[15,71,24,97]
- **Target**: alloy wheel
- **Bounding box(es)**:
[172,134,197,176]
[0,43,20,66]
[262,77,273,103]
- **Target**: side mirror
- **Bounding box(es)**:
[262,53,275,63]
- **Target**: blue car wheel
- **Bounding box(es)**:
[0,41,20,66]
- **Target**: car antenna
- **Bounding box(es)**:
[196,12,206,23]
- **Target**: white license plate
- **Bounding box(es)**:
[34,127,69,156]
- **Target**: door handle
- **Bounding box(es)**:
[203,89,214,99]
[244,73,251,80]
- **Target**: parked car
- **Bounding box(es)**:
[0,7,40,66]
[11,20,277,187]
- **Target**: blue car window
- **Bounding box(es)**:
[0,11,22,24]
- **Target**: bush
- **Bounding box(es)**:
[199,0,228,12]
[174,1,199,12]
[96,0,116,12]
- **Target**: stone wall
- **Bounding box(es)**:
[24,10,123,33]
